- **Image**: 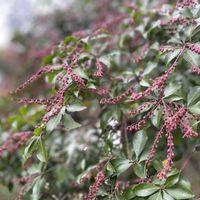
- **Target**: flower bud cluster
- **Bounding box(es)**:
[186,43,200,54]
[165,107,187,132]
[191,65,200,75]
[146,125,165,165]
[85,171,105,200]
[133,43,149,64]
[128,101,156,116]
[64,64,85,87]
[130,63,177,101]
[176,0,198,8]
[94,14,127,33]
[161,16,196,26]
[0,132,32,156]
[127,104,158,131]
[159,46,175,53]
[17,98,51,105]
[11,66,54,94]
[181,121,198,138]
[100,86,133,104]
[157,131,174,180]
[42,76,69,123]
[93,59,104,77]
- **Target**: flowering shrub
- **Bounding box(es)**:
[0,0,200,199]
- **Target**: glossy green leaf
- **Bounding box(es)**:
[188,101,200,115]
[46,113,62,132]
[151,106,162,128]
[36,137,48,163]
[187,86,200,106]
[165,49,181,65]
[133,183,159,197]
[110,158,132,174]
[133,163,146,178]
[147,191,163,200]
[66,103,87,112]
[63,113,81,130]
[32,177,45,200]
[123,186,136,200]
[23,137,38,164]
[162,191,174,200]
[184,49,200,66]
[166,187,195,199]
[165,172,180,188]
[164,83,181,99]
[133,130,148,160]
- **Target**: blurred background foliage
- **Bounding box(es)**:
[0,0,200,199]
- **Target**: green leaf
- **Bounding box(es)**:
[46,107,66,132]
[165,49,181,65]
[63,113,81,130]
[99,50,120,67]
[32,177,45,200]
[188,101,200,115]
[23,137,38,164]
[166,187,195,199]
[187,86,200,106]
[133,130,148,160]
[164,83,181,99]
[46,113,62,132]
[178,179,192,191]
[123,186,136,199]
[34,124,45,136]
[36,137,48,163]
[73,68,89,80]
[133,163,146,178]
[133,183,159,197]
[66,103,87,112]
[165,172,180,188]
[140,78,151,87]
[138,149,148,163]
[180,7,193,18]
[153,160,163,171]
[147,191,163,200]
[64,35,79,44]
[110,158,132,174]
[142,62,157,76]
[184,49,200,66]
[114,194,126,200]
[106,161,116,174]
[151,106,162,128]
[162,191,174,200]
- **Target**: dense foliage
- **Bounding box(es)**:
[1,0,200,199]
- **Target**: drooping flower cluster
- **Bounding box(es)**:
[161,16,196,26]
[145,101,198,179]
[130,63,177,101]
[100,85,134,104]
[191,65,200,75]
[63,64,85,87]
[176,0,198,8]
[85,171,106,200]
[159,46,175,53]
[186,43,200,54]
[42,75,69,123]
[133,43,149,64]
[11,66,56,95]
[0,132,32,157]
[93,59,104,77]
[16,97,51,105]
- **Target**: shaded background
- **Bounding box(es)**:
[0,0,200,199]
